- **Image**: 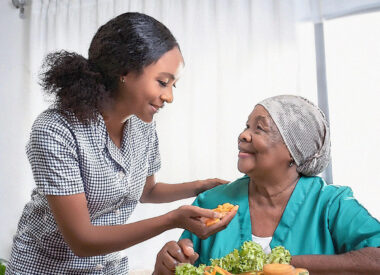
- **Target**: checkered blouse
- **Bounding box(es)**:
[6,108,161,274]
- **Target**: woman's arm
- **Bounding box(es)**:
[47,193,237,257]
[291,247,380,275]
[140,175,228,203]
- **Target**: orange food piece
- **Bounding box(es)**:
[263,264,295,275]
[204,266,232,275]
[213,266,231,275]
[204,203,238,227]
[205,218,221,227]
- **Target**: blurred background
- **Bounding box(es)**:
[1,0,380,271]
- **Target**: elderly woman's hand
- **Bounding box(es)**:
[170,205,237,239]
[154,239,198,275]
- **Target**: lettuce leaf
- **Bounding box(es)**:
[175,263,206,275]
[266,246,291,264]
[211,249,240,273]
[211,241,268,273]
[239,241,267,272]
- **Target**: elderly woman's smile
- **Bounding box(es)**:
[238,150,255,158]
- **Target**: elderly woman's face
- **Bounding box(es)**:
[237,105,291,177]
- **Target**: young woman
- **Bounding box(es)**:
[6,12,237,274]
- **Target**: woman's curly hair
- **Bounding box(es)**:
[40,12,179,124]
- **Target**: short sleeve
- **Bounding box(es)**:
[328,187,380,253]
[26,114,84,195]
[147,122,161,176]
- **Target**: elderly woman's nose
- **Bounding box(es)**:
[238,130,251,143]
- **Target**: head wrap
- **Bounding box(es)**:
[258,95,331,176]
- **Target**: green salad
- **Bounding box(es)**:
[175,263,207,275]
[175,241,291,275]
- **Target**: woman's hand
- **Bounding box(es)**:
[169,205,237,239]
[195,178,229,194]
[154,239,197,275]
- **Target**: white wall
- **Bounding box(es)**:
[0,0,33,260]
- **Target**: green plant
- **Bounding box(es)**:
[0,258,7,275]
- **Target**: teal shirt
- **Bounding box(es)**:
[180,175,380,266]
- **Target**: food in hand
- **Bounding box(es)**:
[204,203,238,227]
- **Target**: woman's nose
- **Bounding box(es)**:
[238,130,251,143]
[160,88,173,103]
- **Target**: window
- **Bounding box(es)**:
[324,12,380,219]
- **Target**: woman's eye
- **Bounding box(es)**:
[256,125,264,131]
[158,80,168,87]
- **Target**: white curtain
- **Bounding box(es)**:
[0,0,317,270]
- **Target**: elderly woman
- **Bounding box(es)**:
[154,95,380,275]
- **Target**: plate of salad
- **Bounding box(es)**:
[175,241,308,275]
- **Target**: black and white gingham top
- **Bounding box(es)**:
[6,108,161,274]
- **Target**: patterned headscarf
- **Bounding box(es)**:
[258,95,331,176]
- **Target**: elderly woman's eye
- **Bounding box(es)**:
[257,125,264,131]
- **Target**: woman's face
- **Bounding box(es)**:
[237,105,292,177]
[117,47,184,122]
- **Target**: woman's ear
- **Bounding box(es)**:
[289,155,295,167]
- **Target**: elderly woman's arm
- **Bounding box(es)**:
[291,247,380,275]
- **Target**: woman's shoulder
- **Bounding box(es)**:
[301,176,354,202]
[30,108,79,141]
[33,108,72,128]
[196,175,250,208]
[202,175,250,196]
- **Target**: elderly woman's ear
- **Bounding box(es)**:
[289,157,295,168]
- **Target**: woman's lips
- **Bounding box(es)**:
[150,104,161,113]
[238,151,255,158]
